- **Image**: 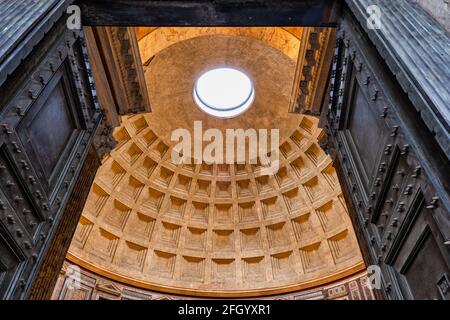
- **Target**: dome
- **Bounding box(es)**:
[67,29,363,298]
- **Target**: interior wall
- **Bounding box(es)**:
[414,0,450,32]
[52,260,374,300]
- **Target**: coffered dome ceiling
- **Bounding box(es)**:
[67,28,364,297]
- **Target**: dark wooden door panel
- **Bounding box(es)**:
[347,84,382,176]
[390,197,450,300]
[17,64,81,197]
[0,149,43,240]
[23,82,75,178]
[0,236,22,298]
[322,8,450,300]
[0,17,102,299]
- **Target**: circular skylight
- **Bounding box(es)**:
[194,67,255,118]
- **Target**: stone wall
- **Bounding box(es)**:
[52,261,375,300]
[415,0,450,32]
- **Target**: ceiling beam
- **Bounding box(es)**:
[78,0,341,26]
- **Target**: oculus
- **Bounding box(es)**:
[194,67,255,118]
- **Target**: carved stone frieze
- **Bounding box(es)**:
[290,28,334,115]
[107,27,151,115]
[52,261,374,300]
[83,26,151,159]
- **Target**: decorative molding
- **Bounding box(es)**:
[345,0,450,159]
[92,116,117,160]
[83,26,151,159]
[107,27,151,115]
[289,28,334,115]
[437,273,450,300]
[85,27,151,117]
[53,260,373,300]
[0,0,73,87]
